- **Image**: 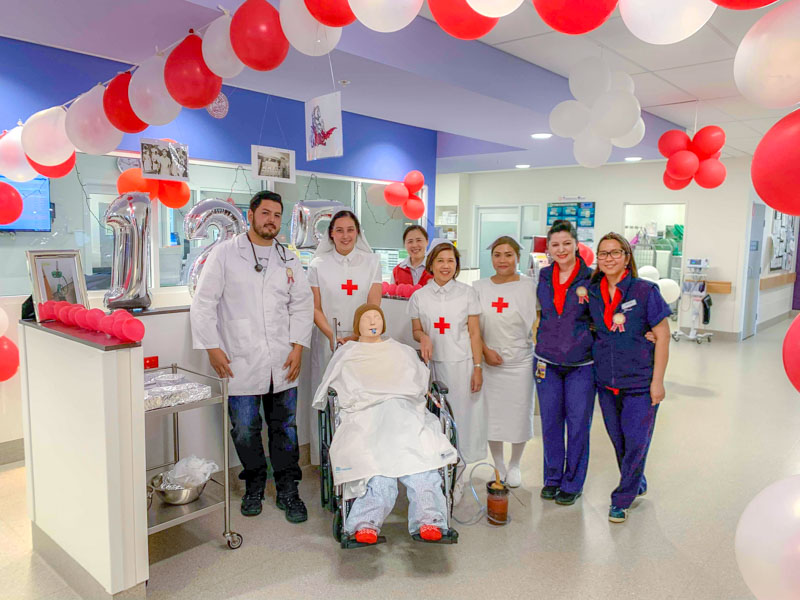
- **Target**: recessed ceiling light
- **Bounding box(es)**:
[625,156,643,162]
[531,133,553,140]
[515,164,531,169]
[338,79,351,86]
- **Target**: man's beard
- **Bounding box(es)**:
[252,223,278,241]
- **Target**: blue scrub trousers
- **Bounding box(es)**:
[597,386,658,509]
[535,362,595,494]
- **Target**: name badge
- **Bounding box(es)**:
[621,299,638,311]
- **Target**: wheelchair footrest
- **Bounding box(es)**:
[340,535,387,549]
[411,528,459,544]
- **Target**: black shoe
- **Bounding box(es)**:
[554,490,582,506]
[276,492,308,523]
[241,491,264,516]
[540,485,559,500]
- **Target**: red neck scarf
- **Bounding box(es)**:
[600,271,629,329]
[553,260,581,315]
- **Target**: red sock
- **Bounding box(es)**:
[419,524,442,541]
[355,529,378,544]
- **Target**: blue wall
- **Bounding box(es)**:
[0,36,437,214]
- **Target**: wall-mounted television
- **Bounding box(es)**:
[0,175,52,232]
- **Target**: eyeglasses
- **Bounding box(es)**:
[597,249,627,260]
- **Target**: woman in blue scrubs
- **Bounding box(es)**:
[534,220,595,506]
[588,232,671,524]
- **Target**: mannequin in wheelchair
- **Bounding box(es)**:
[312,303,458,545]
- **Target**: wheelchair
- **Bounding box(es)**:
[318,378,460,549]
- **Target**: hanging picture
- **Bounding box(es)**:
[305,91,343,161]
[250,145,295,184]
[140,138,189,182]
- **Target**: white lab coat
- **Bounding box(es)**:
[407,279,487,463]
[312,338,457,500]
[473,276,536,442]
[190,233,314,396]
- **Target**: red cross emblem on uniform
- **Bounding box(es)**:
[491,297,509,313]
[433,317,451,334]
[341,280,358,295]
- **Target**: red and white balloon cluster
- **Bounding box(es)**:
[382,281,422,299]
[383,170,426,220]
[0,308,18,383]
[550,57,644,168]
[658,127,727,191]
[37,301,146,343]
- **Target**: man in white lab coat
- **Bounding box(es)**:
[190,191,314,522]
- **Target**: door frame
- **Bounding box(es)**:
[472,204,525,269]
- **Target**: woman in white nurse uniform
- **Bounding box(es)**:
[473,236,536,488]
[408,241,485,503]
[308,210,382,462]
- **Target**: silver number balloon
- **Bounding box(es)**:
[290,200,345,249]
[184,198,246,296]
[104,192,152,309]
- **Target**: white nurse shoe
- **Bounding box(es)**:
[505,466,522,488]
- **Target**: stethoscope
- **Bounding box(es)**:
[247,234,290,273]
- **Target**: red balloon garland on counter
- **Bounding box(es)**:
[38,301,146,342]
[659,126,727,190]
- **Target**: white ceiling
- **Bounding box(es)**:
[421,1,795,158]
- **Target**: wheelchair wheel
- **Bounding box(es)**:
[332,510,343,542]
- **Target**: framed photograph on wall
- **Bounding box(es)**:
[250,145,296,183]
[140,138,189,182]
[26,250,89,321]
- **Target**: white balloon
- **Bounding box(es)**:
[734,0,800,109]
[610,71,635,94]
[202,14,245,79]
[0,126,38,182]
[350,0,424,33]
[129,55,182,126]
[65,85,124,155]
[736,475,800,600]
[638,265,660,281]
[611,117,646,148]
[549,100,591,139]
[0,307,8,337]
[466,0,524,18]
[591,90,641,139]
[569,57,611,106]
[280,0,341,57]
[657,278,681,304]
[620,0,717,45]
[21,107,75,167]
[573,130,612,168]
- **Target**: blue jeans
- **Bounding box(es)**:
[229,384,301,496]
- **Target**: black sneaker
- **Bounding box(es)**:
[554,490,582,506]
[276,492,308,523]
[241,491,264,516]
[540,485,559,500]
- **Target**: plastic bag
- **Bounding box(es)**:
[159,455,219,489]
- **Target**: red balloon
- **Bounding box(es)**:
[711,0,777,8]
[578,243,594,266]
[0,336,19,382]
[658,130,690,158]
[52,301,69,322]
[99,314,115,335]
[663,171,692,191]
[387,283,398,296]
[121,318,146,342]
[413,284,423,292]
[230,0,289,71]
[532,0,618,34]
[381,281,390,295]
[384,182,409,207]
[404,170,425,194]
[0,182,23,225]
[429,0,499,40]
[784,315,800,394]
[164,33,222,109]
[103,72,148,133]
[692,126,726,158]
[26,153,76,178]
[57,304,72,325]
[112,319,128,340]
[694,158,727,189]
[67,306,83,327]
[304,0,356,26]
[86,308,106,331]
[158,181,191,209]
[752,110,800,216]
[74,308,90,330]
[117,168,159,199]
[112,309,133,322]
[666,150,700,180]
[402,195,425,220]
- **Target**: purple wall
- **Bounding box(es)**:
[0,36,438,220]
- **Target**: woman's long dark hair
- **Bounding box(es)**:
[591,232,638,283]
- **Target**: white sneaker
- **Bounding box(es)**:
[453,480,465,505]
[505,466,522,488]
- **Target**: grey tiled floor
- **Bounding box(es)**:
[4,320,795,599]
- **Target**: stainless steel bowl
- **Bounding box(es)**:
[150,473,207,506]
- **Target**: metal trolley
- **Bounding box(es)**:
[145,364,242,550]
